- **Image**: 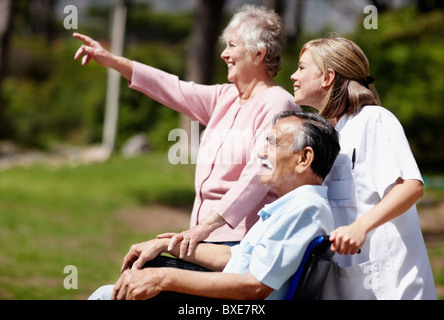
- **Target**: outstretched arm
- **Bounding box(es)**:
[73,32,133,81]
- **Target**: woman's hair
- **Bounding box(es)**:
[300,36,381,119]
[221,5,286,77]
[273,110,340,180]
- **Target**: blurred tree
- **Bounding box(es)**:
[182,0,226,161]
[29,0,56,44]
[118,7,192,152]
[103,0,128,155]
[354,6,444,170]
[186,0,226,85]
[370,0,395,12]
[262,0,284,14]
[417,0,444,12]
[0,0,14,137]
[289,0,305,44]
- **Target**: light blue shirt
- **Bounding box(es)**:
[223,185,334,300]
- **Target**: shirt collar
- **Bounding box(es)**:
[258,185,328,221]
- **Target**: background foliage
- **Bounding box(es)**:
[353,7,444,170]
[1,4,444,171]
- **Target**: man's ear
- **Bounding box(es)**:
[295,147,315,174]
[322,68,335,88]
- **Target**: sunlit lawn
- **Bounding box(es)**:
[0,153,442,299]
[0,153,195,299]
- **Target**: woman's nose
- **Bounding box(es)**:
[220,47,229,60]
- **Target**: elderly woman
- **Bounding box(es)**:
[74,5,299,257]
[290,36,436,299]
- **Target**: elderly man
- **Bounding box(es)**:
[89,111,340,300]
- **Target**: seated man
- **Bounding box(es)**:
[89,110,340,300]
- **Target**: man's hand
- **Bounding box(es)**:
[111,268,273,300]
[112,268,164,300]
[120,239,168,273]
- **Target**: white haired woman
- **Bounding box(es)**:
[73,5,299,257]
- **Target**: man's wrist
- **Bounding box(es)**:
[157,238,171,254]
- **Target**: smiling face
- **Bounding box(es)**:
[220,31,256,84]
[258,117,303,196]
[290,49,327,110]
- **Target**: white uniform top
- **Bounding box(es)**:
[321,105,436,300]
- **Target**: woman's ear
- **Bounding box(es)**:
[322,68,335,88]
[254,48,267,66]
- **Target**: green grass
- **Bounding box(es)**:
[419,187,444,299]
[0,153,195,299]
[427,237,444,298]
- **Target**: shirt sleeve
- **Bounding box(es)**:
[249,198,330,290]
[364,108,423,198]
[129,61,234,126]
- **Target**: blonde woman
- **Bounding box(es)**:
[290,36,436,299]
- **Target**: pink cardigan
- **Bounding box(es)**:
[129,61,300,241]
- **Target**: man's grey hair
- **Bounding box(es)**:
[273,111,340,180]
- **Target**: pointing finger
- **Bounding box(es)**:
[73,32,96,46]
[73,45,85,60]
[82,54,91,66]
